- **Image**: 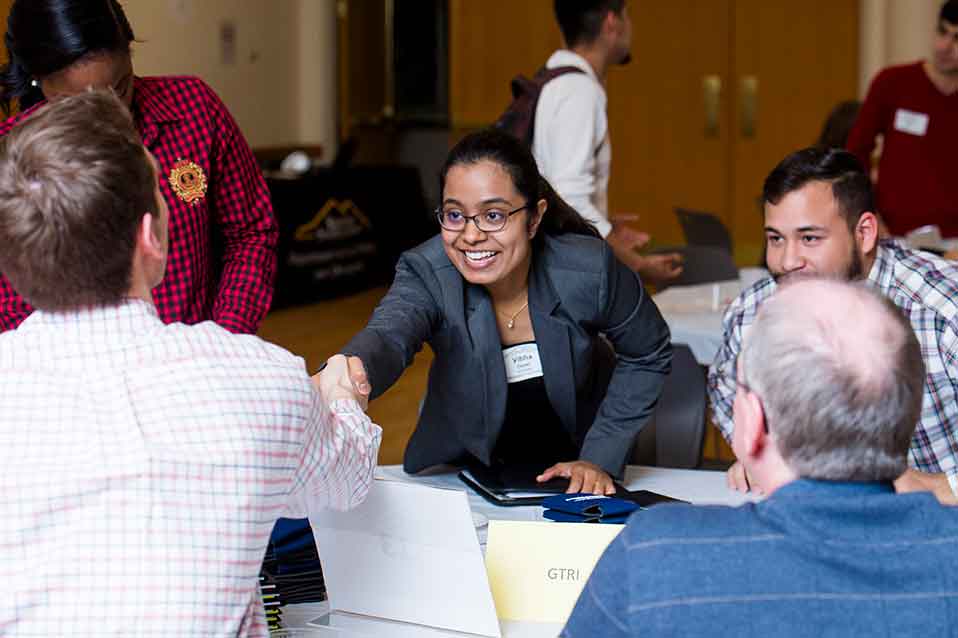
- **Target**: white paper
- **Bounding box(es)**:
[311,480,502,638]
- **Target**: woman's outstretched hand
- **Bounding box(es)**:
[537,460,616,495]
[312,354,371,410]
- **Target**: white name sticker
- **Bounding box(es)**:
[893,108,929,136]
[502,342,543,384]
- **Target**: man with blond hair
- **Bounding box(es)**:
[0,91,381,636]
[566,279,958,636]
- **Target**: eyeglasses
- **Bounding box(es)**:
[435,204,528,233]
[715,364,770,433]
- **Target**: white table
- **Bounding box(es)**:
[900,227,958,255]
[283,465,754,637]
[652,268,767,365]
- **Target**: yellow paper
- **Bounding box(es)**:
[484,520,623,623]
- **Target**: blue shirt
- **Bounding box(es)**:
[563,479,958,637]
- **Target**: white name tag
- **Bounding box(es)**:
[502,342,543,384]
[893,108,929,136]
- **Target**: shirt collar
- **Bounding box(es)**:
[21,299,163,338]
[772,478,896,500]
[865,239,898,292]
[131,76,185,125]
[546,49,601,85]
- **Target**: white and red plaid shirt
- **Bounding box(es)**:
[0,300,381,637]
[708,241,958,494]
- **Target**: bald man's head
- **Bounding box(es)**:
[739,279,924,482]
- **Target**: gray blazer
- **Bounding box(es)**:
[343,233,672,476]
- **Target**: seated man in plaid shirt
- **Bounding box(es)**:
[708,146,958,504]
[0,91,381,637]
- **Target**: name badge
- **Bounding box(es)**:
[485,520,622,622]
[502,343,543,384]
[893,109,929,136]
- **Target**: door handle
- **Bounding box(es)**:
[703,75,722,138]
[740,75,758,138]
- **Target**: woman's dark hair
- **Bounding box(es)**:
[439,128,600,243]
[816,100,861,149]
[942,0,958,26]
[0,0,135,114]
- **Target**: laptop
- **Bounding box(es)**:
[308,480,501,637]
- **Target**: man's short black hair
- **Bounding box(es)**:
[762,147,875,231]
[941,0,958,26]
[554,0,625,48]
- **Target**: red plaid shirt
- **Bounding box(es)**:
[0,76,278,334]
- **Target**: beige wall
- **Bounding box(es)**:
[123,0,337,153]
[859,0,940,94]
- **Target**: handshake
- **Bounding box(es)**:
[312,354,372,409]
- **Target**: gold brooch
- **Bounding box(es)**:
[168,159,208,205]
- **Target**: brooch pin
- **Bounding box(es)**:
[168,159,208,205]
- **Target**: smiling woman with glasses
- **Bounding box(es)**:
[317,128,671,495]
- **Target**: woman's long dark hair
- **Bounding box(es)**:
[0,0,135,114]
[438,128,600,243]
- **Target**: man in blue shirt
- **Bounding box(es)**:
[563,278,958,637]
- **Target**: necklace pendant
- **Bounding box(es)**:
[507,319,515,329]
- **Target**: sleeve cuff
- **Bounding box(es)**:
[595,218,612,238]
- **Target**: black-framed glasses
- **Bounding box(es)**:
[435,204,528,233]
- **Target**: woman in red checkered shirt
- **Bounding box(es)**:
[0,0,278,334]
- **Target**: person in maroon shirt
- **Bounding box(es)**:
[847,0,958,238]
[0,0,278,334]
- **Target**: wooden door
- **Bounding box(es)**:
[730,0,859,264]
[448,0,560,130]
[338,0,389,139]
[0,0,9,65]
[606,1,733,247]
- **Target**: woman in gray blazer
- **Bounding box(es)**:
[327,129,671,494]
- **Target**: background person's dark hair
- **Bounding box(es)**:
[0,90,155,310]
[554,0,626,48]
[763,147,874,232]
[439,128,599,244]
[0,0,135,115]
[941,0,958,26]
[816,100,861,149]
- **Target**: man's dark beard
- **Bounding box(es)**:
[771,246,864,283]
[845,246,864,280]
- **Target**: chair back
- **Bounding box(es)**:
[631,344,707,469]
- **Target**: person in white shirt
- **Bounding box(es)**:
[535,0,683,286]
[0,90,381,637]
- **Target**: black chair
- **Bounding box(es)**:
[631,344,707,469]
[675,207,733,255]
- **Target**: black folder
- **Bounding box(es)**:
[458,463,689,508]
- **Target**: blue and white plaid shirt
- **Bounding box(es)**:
[708,240,958,493]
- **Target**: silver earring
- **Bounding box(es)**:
[30,79,38,88]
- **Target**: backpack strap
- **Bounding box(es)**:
[510,65,586,99]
